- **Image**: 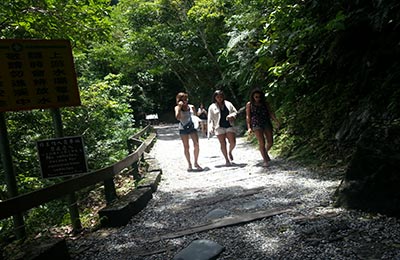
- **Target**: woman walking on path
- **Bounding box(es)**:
[246,88,280,167]
[208,90,238,166]
[174,92,202,171]
[197,103,208,137]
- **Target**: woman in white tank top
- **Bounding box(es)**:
[174,92,203,171]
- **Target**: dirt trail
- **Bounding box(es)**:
[151,123,274,178]
[67,124,400,259]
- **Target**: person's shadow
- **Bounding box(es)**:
[214,163,247,168]
[188,166,211,172]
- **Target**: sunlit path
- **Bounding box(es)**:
[67,124,400,260]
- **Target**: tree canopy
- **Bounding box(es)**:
[1,0,399,243]
[107,0,399,159]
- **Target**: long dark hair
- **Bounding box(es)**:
[212,90,224,103]
[249,88,269,115]
[250,88,267,104]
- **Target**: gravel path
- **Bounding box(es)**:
[68,124,400,259]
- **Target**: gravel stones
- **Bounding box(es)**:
[67,124,400,259]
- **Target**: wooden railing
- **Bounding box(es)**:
[0,125,156,221]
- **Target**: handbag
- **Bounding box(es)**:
[181,117,195,130]
[182,121,194,130]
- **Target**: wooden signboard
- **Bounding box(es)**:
[0,39,81,112]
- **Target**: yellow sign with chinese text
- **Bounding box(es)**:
[0,39,81,112]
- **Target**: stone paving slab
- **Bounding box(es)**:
[172,239,225,260]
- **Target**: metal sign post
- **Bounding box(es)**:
[51,108,82,232]
[0,112,26,239]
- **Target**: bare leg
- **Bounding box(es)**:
[199,122,204,136]
[190,131,202,169]
[203,122,208,136]
[226,132,236,161]
[180,134,192,169]
[265,129,273,152]
[264,129,273,162]
[217,134,230,165]
[254,129,269,166]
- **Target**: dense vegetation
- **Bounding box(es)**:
[1,0,399,245]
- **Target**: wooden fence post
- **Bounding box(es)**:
[104,178,118,204]
[0,112,26,239]
[127,137,143,181]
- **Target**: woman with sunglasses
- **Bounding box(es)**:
[246,88,280,167]
[175,92,202,171]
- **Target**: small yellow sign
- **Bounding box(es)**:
[0,39,81,112]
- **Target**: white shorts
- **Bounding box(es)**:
[215,127,236,136]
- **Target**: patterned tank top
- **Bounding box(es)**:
[250,103,271,129]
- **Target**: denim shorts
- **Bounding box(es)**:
[179,128,197,135]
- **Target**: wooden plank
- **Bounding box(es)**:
[0,132,156,220]
[144,133,157,152]
[0,166,113,219]
[151,208,292,242]
[131,124,152,139]
[113,144,143,173]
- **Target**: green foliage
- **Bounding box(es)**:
[1,0,400,246]
[105,0,400,162]
[0,74,137,243]
[63,74,136,168]
[0,0,112,48]
[112,0,232,109]
[1,110,66,199]
[0,0,140,245]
